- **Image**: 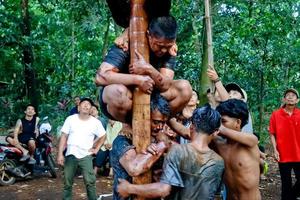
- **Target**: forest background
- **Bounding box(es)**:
[0,0,299,146]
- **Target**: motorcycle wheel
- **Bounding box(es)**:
[0,159,16,186]
[46,154,57,178]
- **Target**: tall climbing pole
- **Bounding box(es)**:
[130,0,151,199]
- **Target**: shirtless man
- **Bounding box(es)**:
[215,99,261,200]
[95,16,192,123]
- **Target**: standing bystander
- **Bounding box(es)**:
[69,96,81,116]
[57,98,106,200]
[269,88,300,200]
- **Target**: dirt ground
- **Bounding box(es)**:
[0,156,282,200]
[0,136,283,200]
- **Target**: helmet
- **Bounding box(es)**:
[39,122,52,134]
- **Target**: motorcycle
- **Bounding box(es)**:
[0,116,57,186]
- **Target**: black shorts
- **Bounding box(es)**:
[99,87,116,120]
[99,87,132,123]
[6,134,35,145]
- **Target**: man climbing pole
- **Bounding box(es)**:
[95,15,192,123]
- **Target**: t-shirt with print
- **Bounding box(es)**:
[103,45,176,73]
[61,114,106,159]
[160,144,224,200]
[111,135,135,200]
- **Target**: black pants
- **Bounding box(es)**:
[279,162,300,200]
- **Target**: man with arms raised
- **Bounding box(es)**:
[215,99,261,200]
[117,105,224,200]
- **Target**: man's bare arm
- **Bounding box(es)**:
[95,62,154,94]
[90,134,106,154]
[270,134,279,161]
[95,63,145,86]
[207,68,230,101]
[57,133,68,166]
[220,126,258,147]
[129,51,174,92]
[119,141,167,177]
[13,119,22,141]
[118,179,171,199]
[168,118,190,139]
[35,117,40,138]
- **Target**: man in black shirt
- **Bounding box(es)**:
[6,104,40,164]
[95,16,192,123]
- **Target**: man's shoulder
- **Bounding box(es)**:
[294,107,300,114]
[65,114,78,122]
[113,135,132,147]
[271,107,284,115]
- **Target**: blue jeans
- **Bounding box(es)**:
[95,149,111,168]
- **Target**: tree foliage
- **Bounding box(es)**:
[0,0,299,143]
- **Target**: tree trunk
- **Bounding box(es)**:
[258,69,264,134]
[199,0,214,105]
[21,0,38,109]
[130,1,151,200]
[101,14,111,59]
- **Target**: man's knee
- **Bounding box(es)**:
[6,136,15,145]
[104,84,132,110]
[28,140,36,148]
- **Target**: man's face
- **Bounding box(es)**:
[221,115,241,131]
[283,92,299,106]
[90,106,99,117]
[78,101,92,114]
[25,106,36,117]
[228,90,243,100]
[148,34,175,57]
[74,97,81,106]
[151,109,168,136]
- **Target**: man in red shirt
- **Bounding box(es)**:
[269,88,300,200]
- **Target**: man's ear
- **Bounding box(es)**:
[296,98,299,104]
[190,124,195,133]
[236,119,242,129]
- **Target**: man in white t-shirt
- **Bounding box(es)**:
[57,98,106,200]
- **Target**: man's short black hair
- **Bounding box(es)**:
[150,91,171,118]
[80,97,94,106]
[192,104,221,135]
[148,16,177,40]
[216,99,249,128]
[25,104,35,111]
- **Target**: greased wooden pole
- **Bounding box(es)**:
[130,1,151,199]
